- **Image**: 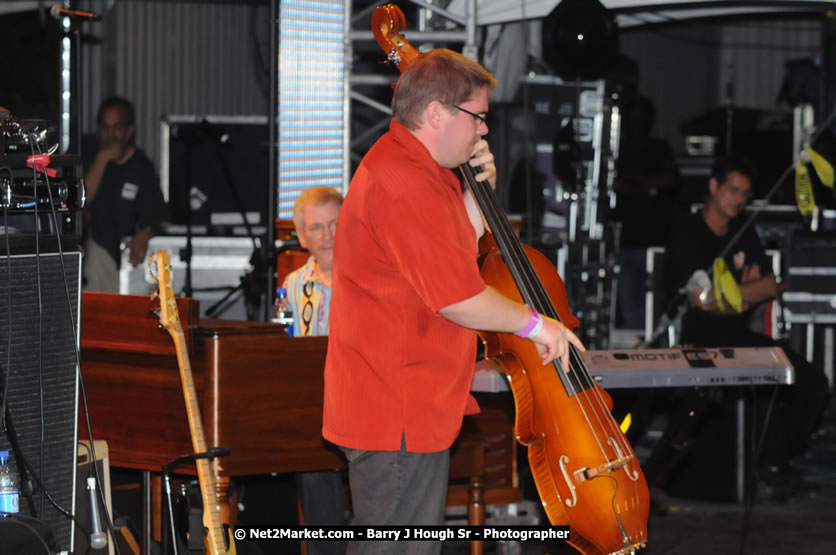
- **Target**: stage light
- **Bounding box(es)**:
[542,0,618,80]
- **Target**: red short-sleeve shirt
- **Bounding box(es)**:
[322,119,486,453]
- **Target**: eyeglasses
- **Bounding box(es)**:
[305,219,337,236]
[722,182,753,200]
[449,104,487,126]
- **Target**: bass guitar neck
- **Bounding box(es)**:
[152,250,236,555]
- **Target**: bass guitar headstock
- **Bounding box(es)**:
[149,250,181,337]
[372,4,420,71]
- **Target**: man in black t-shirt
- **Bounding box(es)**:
[663,156,777,345]
[82,97,167,292]
[657,154,828,494]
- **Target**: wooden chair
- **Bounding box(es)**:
[447,436,488,555]
[447,394,525,555]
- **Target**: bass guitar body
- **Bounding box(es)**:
[151,250,236,555]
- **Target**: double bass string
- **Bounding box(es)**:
[467,163,647,544]
[461,164,614,446]
[462,164,594,388]
[462,163,645,542]
[461,163,593,388]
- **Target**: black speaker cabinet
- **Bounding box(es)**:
[0,234,81,553]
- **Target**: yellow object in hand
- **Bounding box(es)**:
[713,258,743,313]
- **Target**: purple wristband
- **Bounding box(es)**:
[515,307,541,338]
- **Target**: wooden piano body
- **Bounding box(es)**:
[79,291,344,476]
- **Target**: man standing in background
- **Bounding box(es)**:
[82,96,167,292]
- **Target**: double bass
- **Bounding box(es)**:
[371,6,650,554]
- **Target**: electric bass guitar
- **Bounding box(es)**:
[151,250,237,555]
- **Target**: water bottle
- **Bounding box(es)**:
[272,287,294,336]
[0,449,19,514]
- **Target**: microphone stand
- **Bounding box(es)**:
[64,14,84,157]
[199,119,260,252]
[179,135,195,298]
[204,242,298,319]
[161,446,231,555]
[190,119,265,319]
[51,0,102,157]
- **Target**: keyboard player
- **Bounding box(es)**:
[279,186,347,555]
[658,153,829,497]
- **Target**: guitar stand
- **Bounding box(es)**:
[160,446,231,555]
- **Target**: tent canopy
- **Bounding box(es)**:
[446,0,836,27]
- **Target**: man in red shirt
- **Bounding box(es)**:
[323,49,583,551]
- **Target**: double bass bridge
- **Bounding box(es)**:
[573,454,635,484]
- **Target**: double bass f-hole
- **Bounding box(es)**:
[559,455,578,507]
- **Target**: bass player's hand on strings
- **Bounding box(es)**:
[439,289,584,373]
[526,315,586,372]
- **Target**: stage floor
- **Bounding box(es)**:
[441,396,836,555]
